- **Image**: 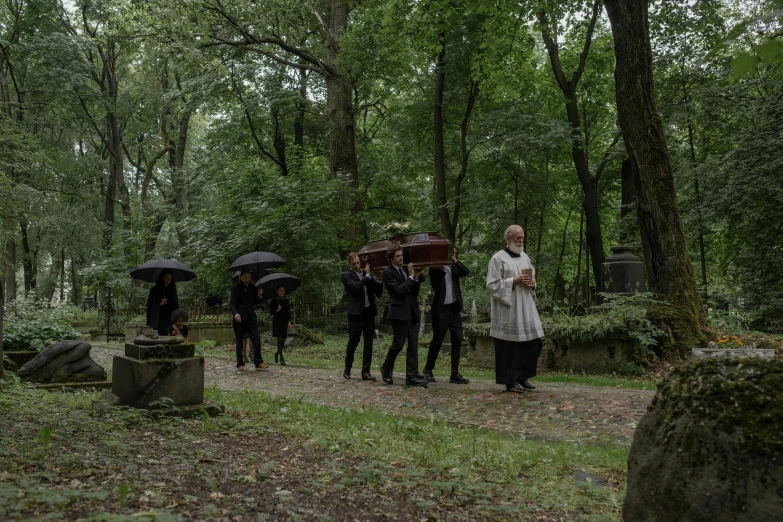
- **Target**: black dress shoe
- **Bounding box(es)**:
[449,373,470,384]
[505,383,525,394]
[415,372,425,381]
[519,379,536,390]
[343,369,351,380]
[405,378,428,388]
[381,367,393,385]
[422,368,436,383]
[361,372,377,381]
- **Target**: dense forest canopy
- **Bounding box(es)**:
[1,0,781,332]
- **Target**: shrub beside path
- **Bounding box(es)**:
[91,344,654,446]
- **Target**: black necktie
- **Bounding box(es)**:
[399,267,404,278]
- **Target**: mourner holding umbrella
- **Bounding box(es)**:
[230,271,268,371]
[269,287,291,365]
[132,260,196,336]
[228,252,288,371]
[146,271,178,336]
[256,273,300,366]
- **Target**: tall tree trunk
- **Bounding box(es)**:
[604,0,706,356]
[433,31,450,241]
[4,232,16,302]
[325,0,363,250]
[535,159,550,264]
[552,204,574,304]
[19,219,36,294]
[540,0,606,289]
[0,280,4,381]
[69,254,82,306]
[572,208,585,307]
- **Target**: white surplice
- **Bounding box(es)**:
[486,249,545,342]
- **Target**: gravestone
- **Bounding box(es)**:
[111,335,204,409]
[17,340,106,383]
[623,357,783,521]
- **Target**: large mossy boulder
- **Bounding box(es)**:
[623,357,783,521]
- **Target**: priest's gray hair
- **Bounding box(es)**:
[504,225,524,241]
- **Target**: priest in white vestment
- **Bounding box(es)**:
[486,225,544,393]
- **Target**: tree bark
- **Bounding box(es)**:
[433,31,450,240]
[604,0,706,356]
[325,0,363,250]
[539,1,607,288]
[19,219,36,294]
[4,232,16,302]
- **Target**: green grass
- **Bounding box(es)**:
[0,378,628,520]
[207,386,627,520]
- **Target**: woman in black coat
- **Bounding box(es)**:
[146,271,179,336]
[269,286,291,365]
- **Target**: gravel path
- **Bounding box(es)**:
[90,343,654,446]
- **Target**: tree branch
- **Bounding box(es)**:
[572,0,602,87]
[593,131,621,183]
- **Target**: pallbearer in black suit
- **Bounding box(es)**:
[230,271,267,371]
[340,253,383,381]
[381,246,428,388]
[423,247,470,384]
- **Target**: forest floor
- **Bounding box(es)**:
[0,342,656,522]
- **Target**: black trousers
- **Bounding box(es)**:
[493,338,542,387]
[425,303,463,375]
[345,307,375,374]
[383,316,420,381]
[234,319,262,367]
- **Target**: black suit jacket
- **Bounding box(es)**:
[229,282,265,322]
[428,261,470,314]
[341,270,383,316]
[383,265,425,321]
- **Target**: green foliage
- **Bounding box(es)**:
[3,322,80,351]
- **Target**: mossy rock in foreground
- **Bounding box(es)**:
[623,357,783,522]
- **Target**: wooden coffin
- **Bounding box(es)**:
[358,232,453,273]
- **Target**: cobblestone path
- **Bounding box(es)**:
[91,344,654,446]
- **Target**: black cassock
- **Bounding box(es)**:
[494,338,542,387]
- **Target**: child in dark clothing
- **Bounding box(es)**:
[167,309,190,341]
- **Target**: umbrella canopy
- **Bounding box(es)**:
[232,269,272,282]
[255,273,301,296]
[130,259,196,283]
[229,252,286,274]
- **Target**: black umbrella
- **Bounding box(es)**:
[255,273,301,296]
[229,252,286,274]
[130,259,196,283]
[232,269,272,282]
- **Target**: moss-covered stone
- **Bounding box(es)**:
[623,357,783,521]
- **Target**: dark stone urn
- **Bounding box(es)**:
[600,245,646,294]
[112,335,204,409]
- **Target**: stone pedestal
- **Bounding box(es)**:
[111,336,205,410]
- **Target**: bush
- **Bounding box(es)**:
[3,299,81,351]
[3,321,80,351]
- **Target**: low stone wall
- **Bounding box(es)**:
[549,335,641,373]
[466,332,638,374]
[125,322,236,344]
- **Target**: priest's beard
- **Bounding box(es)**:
[508,243,523,255]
